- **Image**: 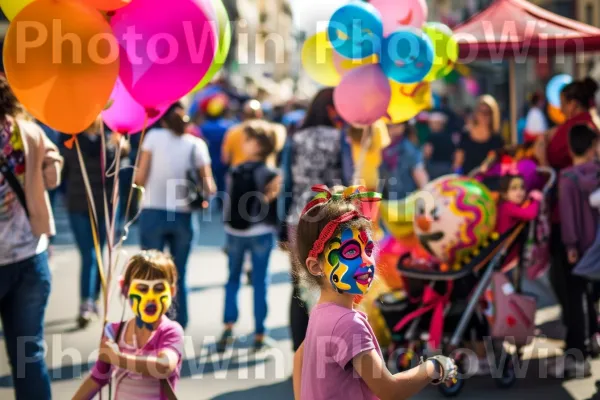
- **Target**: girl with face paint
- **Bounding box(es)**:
[73,250,184,400]
[292,186,457,400]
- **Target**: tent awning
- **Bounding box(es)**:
[454,0,600,60]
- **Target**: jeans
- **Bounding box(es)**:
[139,209,193,329]
[224,233,274,335]
[0,252,52,400]
[68,212,106,304]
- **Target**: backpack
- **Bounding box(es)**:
[226,162,274,231]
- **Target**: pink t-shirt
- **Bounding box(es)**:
[90,316,184,400]
[300,303,382,400]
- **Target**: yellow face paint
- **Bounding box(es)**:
[128,279,172,325]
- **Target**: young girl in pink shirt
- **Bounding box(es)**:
[73,250,184,400]
[292,185,457,400]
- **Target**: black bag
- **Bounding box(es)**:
[226,163,263,230]
[0,154,29,217]
[186,144,207,210]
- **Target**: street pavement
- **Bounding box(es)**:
[1,203,600,399]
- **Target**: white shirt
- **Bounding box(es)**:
[141,129,211,212]
[524,107,548,136]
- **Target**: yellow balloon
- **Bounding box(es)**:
[1,0,35,20]
[333,53,378,77]
[423,22,458,82]
[301,31,340,86]
[386,81,433,124]
[380,198,416,239]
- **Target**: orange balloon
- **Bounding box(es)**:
[81,0,131,11]
[548,104,566,125]
[4,0,119,134]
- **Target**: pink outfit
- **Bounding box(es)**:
[496,200,540,266]
[300,303,382,400]
[91,316,184,400]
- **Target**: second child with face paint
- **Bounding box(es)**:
[292,186,457,400]
[73,250,184,400]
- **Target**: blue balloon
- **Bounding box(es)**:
[546,74,573,108]
[327,2,383,60]
[380,28,434,84]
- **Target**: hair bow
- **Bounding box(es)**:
[500,155,519,176]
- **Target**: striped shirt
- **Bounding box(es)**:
[91,317,184,400]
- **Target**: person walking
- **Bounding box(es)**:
[0,76,63,399]
[135,102,216,330]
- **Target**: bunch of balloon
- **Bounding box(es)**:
[300,0,459,125]
[546,74,572,125]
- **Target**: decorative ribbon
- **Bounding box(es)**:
[302,185,382,259]
[393,281,454,350]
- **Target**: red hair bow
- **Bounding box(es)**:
[500,155,519,176]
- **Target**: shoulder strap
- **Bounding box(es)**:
[0,155,29,218]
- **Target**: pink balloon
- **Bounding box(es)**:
[369,0,428,36]
[110,0,217,109]
[334,64,391,126]
[102,78,168,135]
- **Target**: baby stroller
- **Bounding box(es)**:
[376,165,556,397]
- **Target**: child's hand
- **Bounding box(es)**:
[426,355,458,384]
[529,190,543,202]
[98,339,120,365]
[567,248,579,264]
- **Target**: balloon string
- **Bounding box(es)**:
[123,115,148,230]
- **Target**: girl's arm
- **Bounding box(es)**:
[293,342,304,400]
[503,200,540,221]
[353,349,438,400]
[72,375,101,400]
[101,339,179,379]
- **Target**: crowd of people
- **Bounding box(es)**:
[2,69,600,398]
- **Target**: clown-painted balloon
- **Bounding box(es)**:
[413,176,497,266]
[386,80,432,123]
[327,2,383,60]
[546,74,572,108]
[380,28,434,84]
[423,22,458,82]
[369,0,428,36]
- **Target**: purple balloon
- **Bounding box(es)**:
[334,64,391,126]
[102,78,168,135]
[111,0,217,109]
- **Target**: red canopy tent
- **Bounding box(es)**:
[453,0,600,142]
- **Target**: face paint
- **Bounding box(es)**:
[323,228,376,295]
[128,279,172,328]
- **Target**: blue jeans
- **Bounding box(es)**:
[68,212,106,303]
[0,252,52,399]
[139,209,193,329]
[224,233,274,335]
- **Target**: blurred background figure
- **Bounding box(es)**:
[523,92,549,144]
[423,111,457,180]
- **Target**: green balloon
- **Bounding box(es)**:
[191,0,231,93]
[423,22,458,82]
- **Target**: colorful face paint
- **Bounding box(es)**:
[324,228,375,294]
[128,279,172,328]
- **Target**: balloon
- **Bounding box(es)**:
[369,0,428,36]
[301,31,341,86]
[0,0,35,20]
[423,22,458,82]
[386,81,432,123]
[4,0,119,134]
[102,78,168,135]
[546,74,572,108]
[332,52,378,77]
[333,64,391,126]
[327,2,383,60]
[380,28,434,84]
[80,0,130,11]
[191,0,231,92]
[111,0,217,109]
[413,176,497,267]
[548,103,566,125]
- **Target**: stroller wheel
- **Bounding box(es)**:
[437,376,465,397]
[493,356,517,389]
[387,347,419,374]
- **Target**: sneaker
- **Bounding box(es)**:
[546,356,592,379]
[253,336,276,352]
[217,329,234,353]
[77,300,97,329]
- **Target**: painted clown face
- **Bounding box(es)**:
[324,228,376,294]
[128,279,173,325]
